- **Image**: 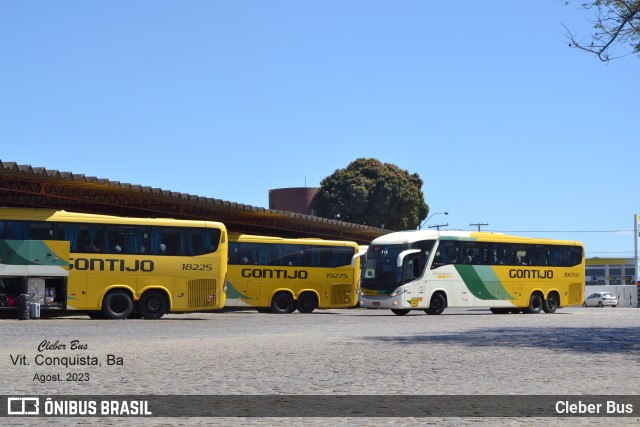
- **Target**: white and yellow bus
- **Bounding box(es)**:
[226,234,362,313]
[0,208,227,319]
[360,230,584,315]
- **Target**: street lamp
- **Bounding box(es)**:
[419,211,448,230]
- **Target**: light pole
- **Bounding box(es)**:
[419,211,448,230]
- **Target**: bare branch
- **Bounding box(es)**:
[565,0,640,61]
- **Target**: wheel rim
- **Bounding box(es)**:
[531,295,542,311]
[276,297,291,311]
[111,296,128,314]
[146,297,161,313]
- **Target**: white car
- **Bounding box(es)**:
[583,292,618,307]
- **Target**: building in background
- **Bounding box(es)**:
[586,258,637,286]
[269,187,318,215]
[585,257,638,308]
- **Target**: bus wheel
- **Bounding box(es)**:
[270,292,295,314]
[391,309,410,316]
[139,290,168,320]
[524,293,543,314]
[425,293,446,315]
[101,290,133,319]
[296,293,318,314]
[543,293,559,314]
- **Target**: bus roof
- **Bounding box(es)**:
[0,207,226,229]
[230,233,358,247]
[369,229,583,247]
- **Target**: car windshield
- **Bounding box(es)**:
[602,293,615,298]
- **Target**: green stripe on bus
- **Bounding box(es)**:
[454,265,514,301]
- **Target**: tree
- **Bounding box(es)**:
[312,158,429,230]
[565,1,640,62]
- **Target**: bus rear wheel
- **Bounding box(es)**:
[138,290,168,320]
[425,293,446,315]
[296,293,318,314]
[391,309,410,316]
[524,293,543,314]
[543,293,559,314]
[270,292,295,314]
[101,290,133,319]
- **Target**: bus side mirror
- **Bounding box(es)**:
[397,249,421,268]
[351,247,368,268]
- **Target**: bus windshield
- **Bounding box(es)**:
[362,241,435,292]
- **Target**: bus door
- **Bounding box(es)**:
[245,270,264,308]
[226,266,250,307]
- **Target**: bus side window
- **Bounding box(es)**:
[431,251,443,269]
[406,256,422,280]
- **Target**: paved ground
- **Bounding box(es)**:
[2,306,640,426]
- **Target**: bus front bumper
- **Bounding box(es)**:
[360,294,404,309]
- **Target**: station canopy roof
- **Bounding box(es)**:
[0,161,387,245]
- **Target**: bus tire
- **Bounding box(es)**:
[17,294,30,320]
[425,293,446,315]
[270,292,295,314]
[524,292,543,314]
[296,292,318,314]
[139,290,168,320]
[543,293,559,314]
[101,290,133,319]
[391,309,410,316]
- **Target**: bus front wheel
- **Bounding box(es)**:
[270,292,295,314]
[425,293,446,315]
[139,290,168,320]
[101,290,133,319]
[391,309,410,316]
[296,292,318,314]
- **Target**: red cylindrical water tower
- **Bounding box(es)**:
[269,187,319,215]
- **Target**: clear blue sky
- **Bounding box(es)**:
[1,1,638,258]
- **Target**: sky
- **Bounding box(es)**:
[1,1,638,259]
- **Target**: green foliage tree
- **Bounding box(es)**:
[565,1,640,61]
[312,158,429,230]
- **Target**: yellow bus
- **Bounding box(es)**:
[360,230,584,315]
[0,208,227,319]
[226,234,362,313]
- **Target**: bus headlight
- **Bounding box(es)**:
[389,288,405,297]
